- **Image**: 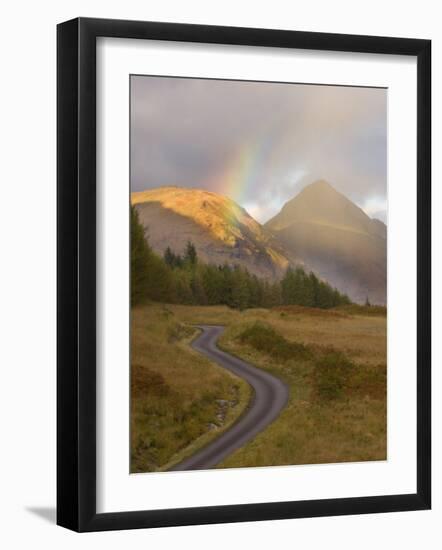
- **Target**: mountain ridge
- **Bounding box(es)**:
[132,186,304,280]
[132,181,386,304]
[266,179,385,236]
[265,180,386,304]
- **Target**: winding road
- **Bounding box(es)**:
[170,325,289,471]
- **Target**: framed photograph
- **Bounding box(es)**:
[57,17,431,532]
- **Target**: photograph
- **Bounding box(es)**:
[129,75,388,474]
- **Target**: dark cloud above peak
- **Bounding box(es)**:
[131,75,387,224]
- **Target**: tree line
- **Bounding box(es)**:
[131,206,351,309]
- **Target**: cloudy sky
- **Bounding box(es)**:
[131,76,387,224]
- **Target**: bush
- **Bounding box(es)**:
[131,364,170,398]
[312,352,354,400]
[167,322,196,343]
[238,322,312,361]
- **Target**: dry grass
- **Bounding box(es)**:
[130,304,250,472]
[336,304,387,317]
[273,304,350,318]
[268,307,386,366]
[170,303,386,366]
[213,309,386,468]
[170,303,386,468]
[131,302,386,471]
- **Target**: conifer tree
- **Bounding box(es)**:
[191,267,208,305]
[231,266,250,310]
[184,241,197,266]
[281,267,296,304]
[130,206,173,304]
[131,218,351,310]
[130,206,151,306]
[308,272,320,307]
[164,246,175,267]
[174,269,193,304]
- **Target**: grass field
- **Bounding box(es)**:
[130,305,251,472]
[131,303,386,472]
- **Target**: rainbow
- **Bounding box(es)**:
[210,133,275,206]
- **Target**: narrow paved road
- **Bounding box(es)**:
[170,325,289,471]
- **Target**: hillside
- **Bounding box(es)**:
[265,180,387,304]
[132,186,303,280]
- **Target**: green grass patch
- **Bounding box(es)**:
[237,321,313,361]
[312,351,354,401]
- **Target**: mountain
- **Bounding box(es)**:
[265,180,387,304]
[132,186,304,280]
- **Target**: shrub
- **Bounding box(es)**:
[312,352,354,400]
[167,322,196,343]
[131,364,170,397]
[238,322,312,361]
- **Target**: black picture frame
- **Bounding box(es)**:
[57,17,431,532]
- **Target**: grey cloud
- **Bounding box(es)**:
[131,76,387,223]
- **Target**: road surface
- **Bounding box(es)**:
[170,325,289,471]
